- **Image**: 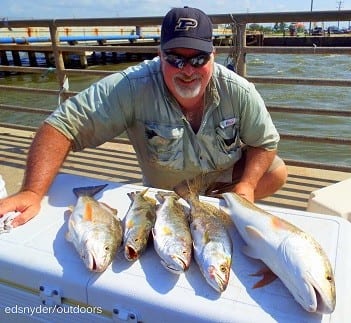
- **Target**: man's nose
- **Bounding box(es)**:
[181,63,196,75]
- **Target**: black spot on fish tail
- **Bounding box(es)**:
[73,184,108,198]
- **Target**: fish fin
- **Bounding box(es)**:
[100,202,118,215]
[173,179,193,200]
[174,172,223,200]
[241,245,261,259]
[140,187,150,196]
[155,191,177,203]
[144,195,157,206]
[127,191,137,201]
[73,184,108,198]
[155,192,166,204]
[83,202,93,221]
[251,267,278,288]
[246,225,265,240]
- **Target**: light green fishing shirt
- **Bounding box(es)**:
[46,57,279,189]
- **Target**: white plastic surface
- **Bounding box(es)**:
[0,175,7,198]
[307,178,351,221]
[0,173,350,322]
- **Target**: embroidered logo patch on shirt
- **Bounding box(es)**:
[219,117,236,129]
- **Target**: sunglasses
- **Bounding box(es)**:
[162,51,211,69]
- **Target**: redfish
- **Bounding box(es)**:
[222,192,336,313]
[66,184,122,272]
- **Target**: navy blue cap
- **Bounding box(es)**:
[161,7,213,53]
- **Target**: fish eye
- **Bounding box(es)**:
[105,246,110,251]
[220,264,227,273]
[326,275,332,281]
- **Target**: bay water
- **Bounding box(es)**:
[0,53,350,167]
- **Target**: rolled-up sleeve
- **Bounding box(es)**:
[45,73,132,151]
[238,82,280,151]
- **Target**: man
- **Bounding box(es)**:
[0,7,287,227]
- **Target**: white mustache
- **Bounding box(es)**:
[174,74,201,82]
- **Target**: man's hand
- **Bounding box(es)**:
[0,190,42,227]
[233,181,255,203]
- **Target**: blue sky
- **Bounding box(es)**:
[1,0,350,19]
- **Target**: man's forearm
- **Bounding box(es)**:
[239,146,276,189]
[22,123,72,198]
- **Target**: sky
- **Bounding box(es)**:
[1,0,350,20]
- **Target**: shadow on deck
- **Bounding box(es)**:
[1,127,349,211]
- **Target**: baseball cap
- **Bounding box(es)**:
[161,7,213,53]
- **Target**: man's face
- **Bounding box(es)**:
[160,48,214,103]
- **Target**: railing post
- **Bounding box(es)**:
[49,22,70,102]
[235,23,246,77]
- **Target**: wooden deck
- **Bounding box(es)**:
[1,126,349,211]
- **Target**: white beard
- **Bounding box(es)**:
[172,75,202,99]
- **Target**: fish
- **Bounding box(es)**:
[152,191,192,274]
[174,176,233,293]
[123,188,157,261]
[222,192,336,314]
[66,184,123,272]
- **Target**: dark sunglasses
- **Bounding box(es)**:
[162,51,211,69]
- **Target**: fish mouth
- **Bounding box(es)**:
[302,269,336,314]
[207,265,229,293]
[161,256,188,274]
[296,274,336,313]
[212,274,227,293]
[313,283,336,314]
[92,256,97,271]
[88,253,107,272]
[125,245,139,261]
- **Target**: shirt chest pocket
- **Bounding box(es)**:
[145,123,184,170]
[214,123,242,165]
[217,121,241,148]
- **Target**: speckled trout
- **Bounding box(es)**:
[152,192,192,274]
[222,192,336,313]
[175,178,233,293]
[66,184,123,272]
[123,189,156,261]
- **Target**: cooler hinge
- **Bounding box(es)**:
[39,285,62,307]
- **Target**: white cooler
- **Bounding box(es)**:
[0,173,350,323]
[307,178,351,221]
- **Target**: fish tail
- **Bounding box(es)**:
[73,184,108,198]
[173,179,194,202]
[155,191,178,203]
[127,188,150,201]
[174,172,221,201]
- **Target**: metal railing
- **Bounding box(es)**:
[1,10,351,172]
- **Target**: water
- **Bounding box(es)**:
[0,54,350,167]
